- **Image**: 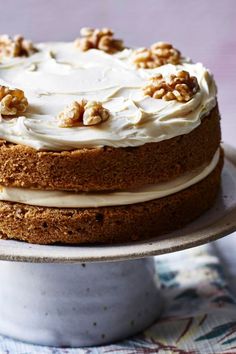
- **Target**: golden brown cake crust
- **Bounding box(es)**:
[0,105,221,192]
[0,152,223,245]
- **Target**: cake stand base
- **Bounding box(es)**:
[0,257,161,347]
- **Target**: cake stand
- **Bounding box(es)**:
[0,144,235,348]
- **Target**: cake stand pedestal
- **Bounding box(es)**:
[0,258,162,347]
[0,144,235,347]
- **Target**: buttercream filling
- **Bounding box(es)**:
[0,149,220,208]
[0,43,217,151]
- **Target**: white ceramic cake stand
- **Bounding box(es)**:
[0,144,235,348]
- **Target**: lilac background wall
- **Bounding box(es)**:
[0,0,235,143]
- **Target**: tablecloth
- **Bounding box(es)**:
[0,243,236,353]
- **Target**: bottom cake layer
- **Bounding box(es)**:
[0,153,223,245]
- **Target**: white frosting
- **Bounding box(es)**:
[0,149,220,208]
[0,42,217,150]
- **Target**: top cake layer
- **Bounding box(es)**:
[0,34,217,151]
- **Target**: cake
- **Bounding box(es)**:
[0,29,223,244]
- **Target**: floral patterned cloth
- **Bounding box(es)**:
[1,245,236,354]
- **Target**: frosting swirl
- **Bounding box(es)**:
[0,42,217,151]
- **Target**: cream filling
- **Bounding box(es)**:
[0,43,217,150]
[0,149,220,208]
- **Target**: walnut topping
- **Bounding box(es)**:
[133,42,181,69]
[75,28,124,54]
[0,34,37,60]
[143,70,199,102]
[0,85,28,116]
[57,101,86,127]
[83,101,110,126]
[58,100,110,127]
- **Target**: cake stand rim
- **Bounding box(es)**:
[0,143,235,263]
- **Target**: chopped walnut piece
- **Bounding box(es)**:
[75,27,124,54]
[0,34,37,60]
[143,70,199,102]
[58,100,110,127]
[0,85,28,115]
[133,42,181,69]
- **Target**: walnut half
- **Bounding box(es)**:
[0,34,37,60]
[143,70,199,102]
[58,100,110,127]
[133,42,181,69]
[83,101,110,126]
[57,101,86,127]
[0,85,28,116]
[75,28,124,54]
